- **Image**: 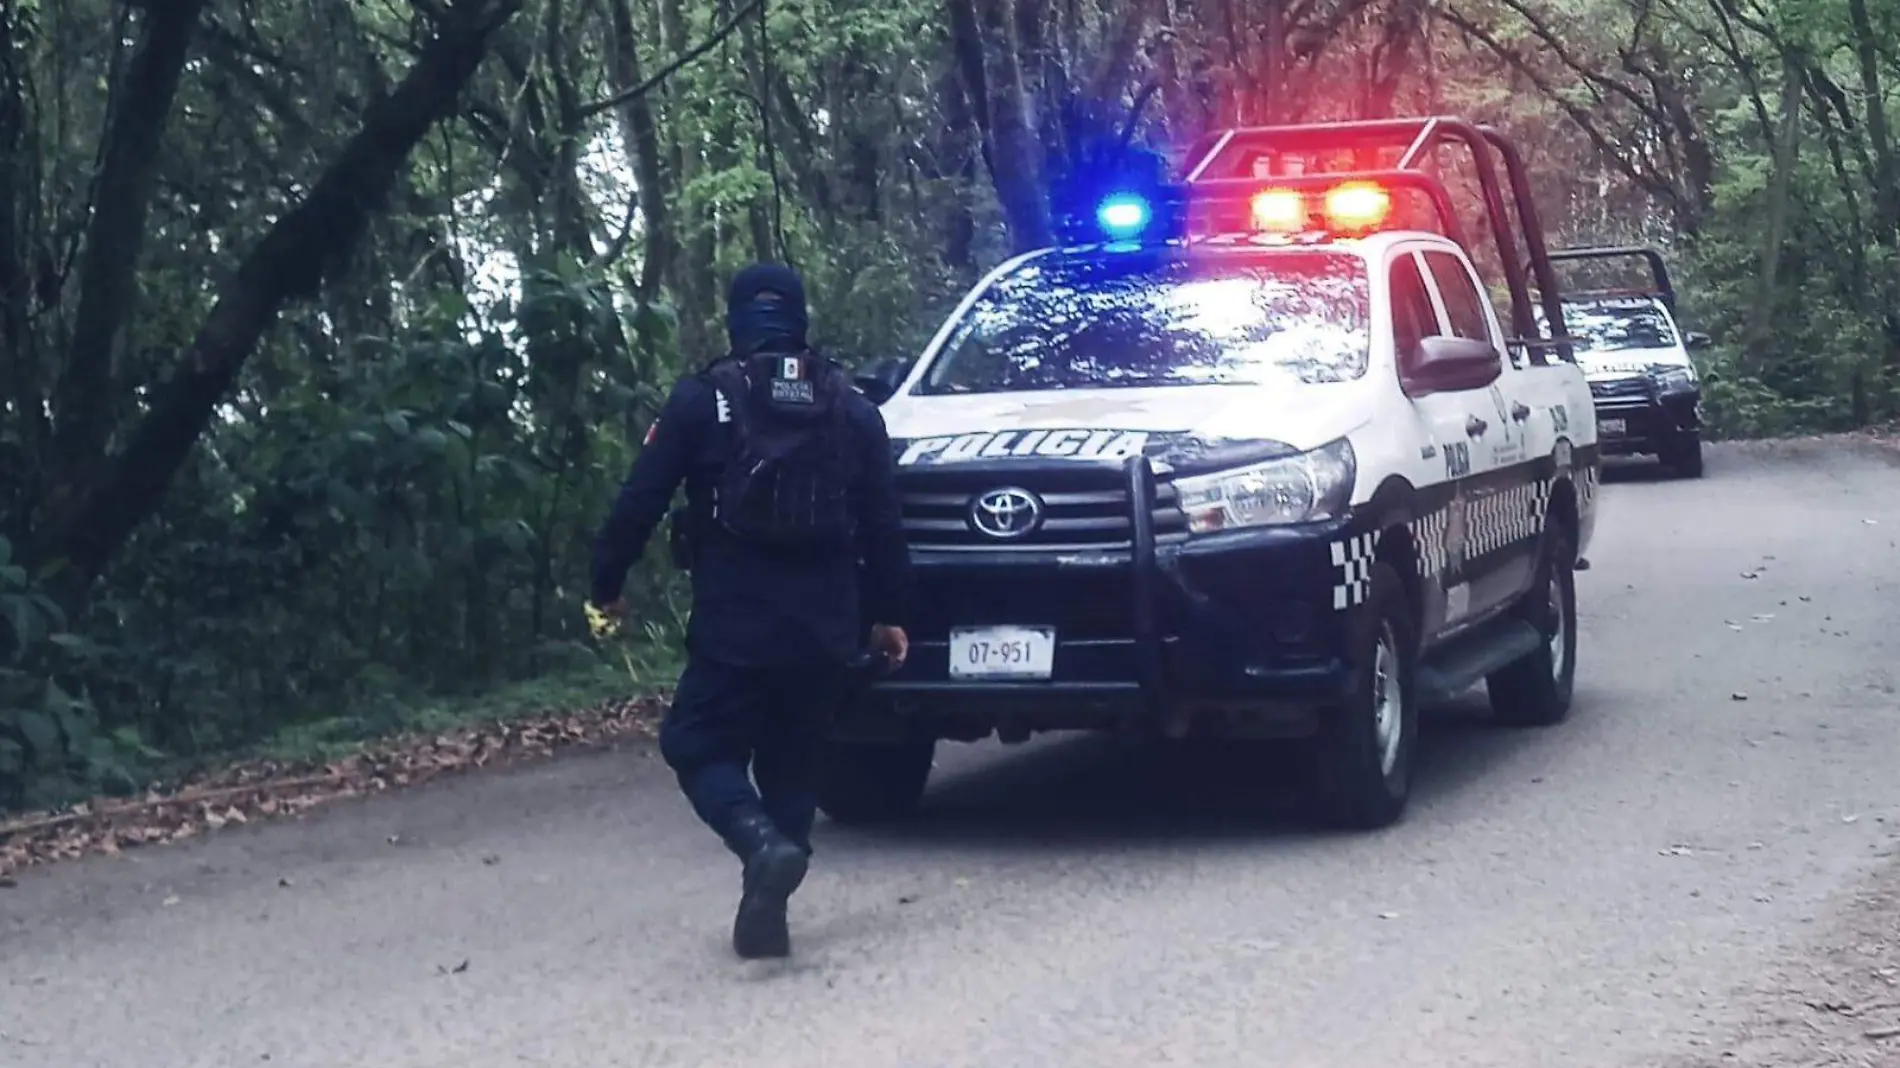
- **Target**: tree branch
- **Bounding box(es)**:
[35,0,527,588]
[577,0,764,120]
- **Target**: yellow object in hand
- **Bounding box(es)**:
[584,599,640,685]
[584,600,622,640]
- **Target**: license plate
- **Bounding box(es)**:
[948,626,1056,679]
[1598,418,1626,436]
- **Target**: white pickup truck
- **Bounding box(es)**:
[1544,245,1710,477]
[826,117,1602,831]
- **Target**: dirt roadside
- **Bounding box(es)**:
[0,693,665,880]
[1682,853,1900,1068]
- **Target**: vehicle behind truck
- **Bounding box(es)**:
[824,117,1601,832]
[1542,245,1711,478]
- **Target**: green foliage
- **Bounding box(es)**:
[0,537,146,809]
[1,0,1895,811]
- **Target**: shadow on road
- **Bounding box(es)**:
[826,693,1591,852]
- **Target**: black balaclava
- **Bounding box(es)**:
[725,262,809,357]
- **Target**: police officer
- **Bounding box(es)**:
[588,262,912,960]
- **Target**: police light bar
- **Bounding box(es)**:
[1244,181,1393,236]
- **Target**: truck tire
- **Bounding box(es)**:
[1307,559,1416,831]
[816,739,935,826]
[1485,525,1578,727]
[1663,431,1704,478]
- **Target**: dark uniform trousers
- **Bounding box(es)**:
[658,655,848,855]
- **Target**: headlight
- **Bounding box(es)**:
[1650,364,1697,392]
[1174,438,1355,534]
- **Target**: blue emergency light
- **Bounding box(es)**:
[1095,193,1153,239]
[1047,145,1186,248]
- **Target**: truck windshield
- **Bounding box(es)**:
[1549,297,1679,353]
[914,252,1371,395]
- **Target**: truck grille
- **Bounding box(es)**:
[897,466,1189,549]
[1589,376,1654,402]
[907,566,1141,641]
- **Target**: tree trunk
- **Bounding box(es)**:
[935,65,979,272]
[0,7,41,544]
[1745,49,1802,376]
[607,0,672,301]
[34,0,527,590]
[47,0,209,505]
[1845,0,1900,368]
[970,0,1050,252]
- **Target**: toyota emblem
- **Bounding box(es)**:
[969,487,1043,539]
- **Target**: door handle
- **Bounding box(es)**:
[1511,402,1532,421]
[1466,415,1489,437]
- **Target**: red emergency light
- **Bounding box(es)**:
[1248,188,1305,231]
[1323,181,1393,232]
[1244,180,1395,237]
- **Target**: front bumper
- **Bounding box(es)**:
[835,457,1360,744]
[1590,377,1700,456]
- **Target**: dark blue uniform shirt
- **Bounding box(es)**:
[590,366,912,667]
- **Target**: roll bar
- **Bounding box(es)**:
[1179,116,1575,365]
[1546,245,1678,313]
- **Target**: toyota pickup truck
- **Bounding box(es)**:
[824,117,1601,831]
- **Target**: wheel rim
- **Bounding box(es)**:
[1372,624,1404,777]
[1547,571,1569,684]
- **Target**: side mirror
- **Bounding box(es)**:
[1402,336,1504,396]
[1684,330,1713,351]
[852,357,913,405]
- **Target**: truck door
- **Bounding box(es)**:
[1418,248,1540,618]
[1389,249,1478,639]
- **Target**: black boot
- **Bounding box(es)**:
[725,811,808,959]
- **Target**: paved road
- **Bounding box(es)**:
[5,440,1900,1068]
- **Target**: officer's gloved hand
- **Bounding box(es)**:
[868,623,908,670]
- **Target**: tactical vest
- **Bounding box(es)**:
[706,350,860,547]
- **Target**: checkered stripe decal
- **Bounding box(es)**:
[1329,531,1382,610]
[1407,508,1451,578]
[1465,479,1552,560]
[1330,475,1568,613]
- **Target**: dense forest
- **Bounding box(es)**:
[0,0,1894,810]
